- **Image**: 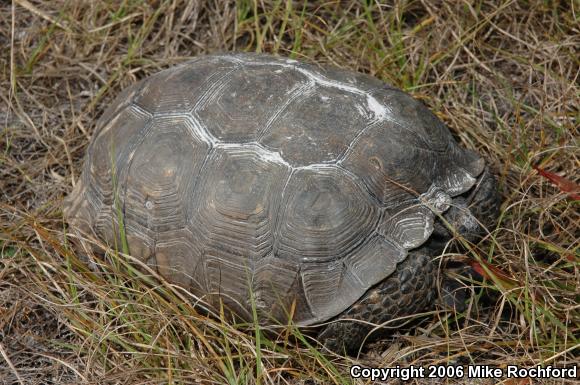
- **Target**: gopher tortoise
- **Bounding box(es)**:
[64,53,500,353]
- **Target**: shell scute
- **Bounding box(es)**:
[123,116,210,239]
[261,86,376,166]
[133,58,237,114]
[196,65,309,142]
[275,167,379,265]
[186,146,290,306]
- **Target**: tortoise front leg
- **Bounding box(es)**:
[317,251,436,354]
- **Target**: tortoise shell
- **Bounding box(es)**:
[64,53,484,325]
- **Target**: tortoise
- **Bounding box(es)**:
[64,53,500,353]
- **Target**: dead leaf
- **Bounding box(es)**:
[471,259,519,289]
[533,165,580,200]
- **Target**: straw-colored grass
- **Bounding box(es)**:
[1,1,578,384]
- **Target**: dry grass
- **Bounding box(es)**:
[1,0,578,384]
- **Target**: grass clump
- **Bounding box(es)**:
[1,0,578,384]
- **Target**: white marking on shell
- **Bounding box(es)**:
[186,116,218,146]
[366,93,389,120]
[183,112,320,171]
[289,65,391,121]
[214,142,323,171]
[217,142,291,167]
[224,56,393,122]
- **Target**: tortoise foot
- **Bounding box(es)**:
[317,251,436,354]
